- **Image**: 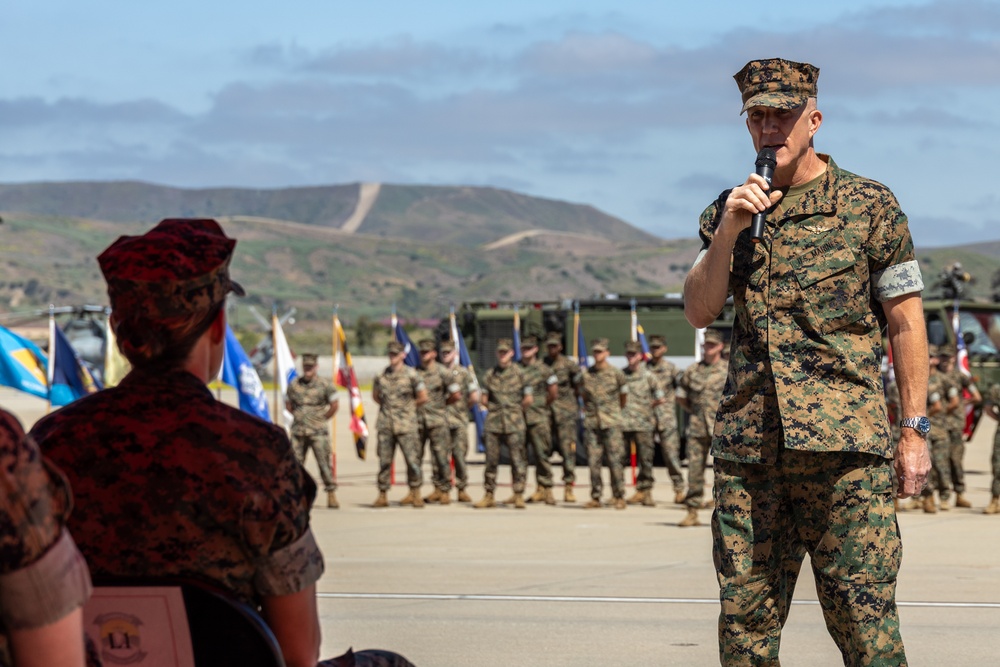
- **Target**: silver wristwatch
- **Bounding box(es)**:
[899,416,931,436]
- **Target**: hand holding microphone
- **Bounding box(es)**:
[749,147,776,244]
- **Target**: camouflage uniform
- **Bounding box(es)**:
[648,352,685,494]
[922,367,952,503]
[677,353,728,509]
[482,362,531,495]
[699,58,926,667]
[0,410,91,667]
[544,345,583,485]
[374,364,426,493]
[622,359,664,494]
[418,351,459,495]
[521,354,559,489]
[985,383,1000,501]
[444,357,477,494]
[942,361,977,495]
[287,371,339,492]
[580,352,629,501]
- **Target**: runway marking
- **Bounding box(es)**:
[318,592,1000,609]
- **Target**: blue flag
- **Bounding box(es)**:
[512,310,522,362]
[0,325,49,399]
[49,324,102,406]
[451,310,488,453]
[221,325,271,422]
[394,319,421,368]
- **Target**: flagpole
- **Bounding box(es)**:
[272,305,279,425]
[46,305,55,414]
[331,307,340,487]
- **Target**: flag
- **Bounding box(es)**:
[391,312,420,368]
[272,311,297,428]
[450,307,487,453]
[512,309,522,362]
[574,303,588,369]
[694,327,706,363]
[334,315,369,459]
[630,301,652,361]
[221,324,270,421]
[102,315,130,388]
[49,317,102,407]
[0,325,48,399]
[952,301,975,439]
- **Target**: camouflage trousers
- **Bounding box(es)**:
[320,647,416,666]
[420,423,452,493]
[947,427,966,494]
[291,431,337,492]
[377,429,422,491]
[656,425,684,491]
[922,435,952,500]
[551,413,577,484]
[712,451,905,667]
[446,424,470,491]
[623,430,655,491]
[484,431,527,494]
[991,430,1000,497]
[526,420,554,488]
[585,426,625,500]
[684,435,712,509]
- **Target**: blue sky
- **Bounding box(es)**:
[2,0,998,247]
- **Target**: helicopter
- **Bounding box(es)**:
[0,305,110,383]
[244,305,297,375]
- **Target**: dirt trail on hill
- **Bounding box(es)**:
[340,182,381,233]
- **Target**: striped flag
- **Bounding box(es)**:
[951,301,975,439]
[334,314,369,460]
[630,300,652,361]
[0,324,48,399]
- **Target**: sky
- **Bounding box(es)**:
[2,0,998,248]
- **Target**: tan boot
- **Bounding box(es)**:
[439,491,451,505]
[955,494,972,508]
[905,497,922,511]
[501,493,517,505]
[923,496,937,514]
[372,491,389,508]
[626,490,646,505]
[327,491,340,509]
[983,496,1000,515]
[474,492,496,509]
[939,495,951,512]
[412,493,424,508]
[457,489,473,503]
[702,499,715,510]
[642,491,655,507]
[674,489,687,505]
[583,498,601,509]
[543,488,556,505]
[678,508,700,527]
[527,488,545,503]
[399,490,415,506]
[424,489,442,504]
[513,493,526,509]
[613,497,626,510]
[893,497,900,512]
[564,485,576,503]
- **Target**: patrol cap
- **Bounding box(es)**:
[521,335,539,348]
[590,338,609,352]
[624,341,643,355]
[99,218,245,321]
[418,339,437,353]
[387,341,405,355]
[937,345,956,358]
[439,340,455,353]
[734,58,819,115]
[301,353,318,367]
[648,334,667,349]
[703,329,725,345]
[544,332,563,347]
[496,338,513,352]
[928,344,940,357]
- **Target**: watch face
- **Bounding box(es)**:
[917,416,931,435]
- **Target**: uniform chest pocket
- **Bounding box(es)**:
[791,233,867,335]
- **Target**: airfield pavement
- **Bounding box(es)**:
[4,377,1000,666]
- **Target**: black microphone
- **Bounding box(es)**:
[749,147,776,244]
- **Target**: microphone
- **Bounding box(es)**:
[749,147,776,244]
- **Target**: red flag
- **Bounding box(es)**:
[333,316,369,459]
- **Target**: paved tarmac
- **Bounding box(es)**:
[5,386,999,666]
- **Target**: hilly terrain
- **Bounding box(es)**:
[1,181,997,343]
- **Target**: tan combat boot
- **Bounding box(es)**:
[327,491,340,509]
[439,490,451,505]
[938,495,951,512]
[626,490,646,505]
[501,493,517,505]
[955,494,972,508]
[674,489,687,505]
[642,490,655,507]
[412,493,425,508]
[923,495,937,513]
[583,498,601,509]
[372,491,389,508]
[400,490,415,506]
[904,497,922,511]
[613,497,627,510]
[424,489,442,504]
[678,508,700,527]
[513,493,526,509]
[983,496,1000,515]
[474,492,496,509]
[457,488,473,503]
[564,485,576,503]
[702,499,715,510]
[543,488,557,505]
[527,488,545,503]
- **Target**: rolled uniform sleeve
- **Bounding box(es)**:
[253,527,324,597]
[866,192,924,302]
